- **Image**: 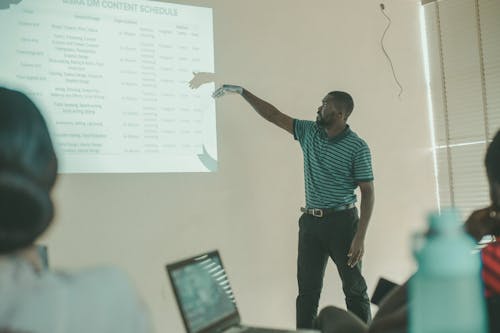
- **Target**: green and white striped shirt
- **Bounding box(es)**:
[294,119,374,208]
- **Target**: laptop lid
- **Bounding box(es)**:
[167,250,241,333]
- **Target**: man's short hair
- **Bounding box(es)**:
[328,91,354,118]
[486,130,500,184]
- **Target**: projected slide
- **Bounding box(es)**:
[0,0,216,173]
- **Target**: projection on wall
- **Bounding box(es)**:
[0,0,216,173]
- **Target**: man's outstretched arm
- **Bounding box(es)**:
[213,84,294,135]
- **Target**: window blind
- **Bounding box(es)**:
[421,0,500,218]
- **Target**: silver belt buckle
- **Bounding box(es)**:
[312,209,323,217]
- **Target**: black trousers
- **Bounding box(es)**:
[296,208,371,329]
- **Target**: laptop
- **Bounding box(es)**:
[370,277,399,306]
[166,250,318,333]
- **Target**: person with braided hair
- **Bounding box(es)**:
[0,87,152,333]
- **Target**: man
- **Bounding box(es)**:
[212,85,375,328]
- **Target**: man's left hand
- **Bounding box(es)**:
[347,233,364,268]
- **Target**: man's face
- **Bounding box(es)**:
[316,95,343,129]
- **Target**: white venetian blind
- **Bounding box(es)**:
[422,0,500,218]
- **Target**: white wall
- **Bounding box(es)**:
[42,0,437,331]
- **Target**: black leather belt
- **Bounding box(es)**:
[300,203,356,217]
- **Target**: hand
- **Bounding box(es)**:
[464,206,500,242]
[212,84,243,98]
[189,71,215,89]
[347,233,365,268]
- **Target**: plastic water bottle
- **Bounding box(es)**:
[409,208,488,333]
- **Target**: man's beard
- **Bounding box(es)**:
[316,111,333,129]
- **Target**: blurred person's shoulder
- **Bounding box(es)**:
[0,260,151,333]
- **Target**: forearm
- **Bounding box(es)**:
[241,89,284,124]
[357,187,374,239]
[213,85,293,134]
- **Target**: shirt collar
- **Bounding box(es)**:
[319,124,351,143]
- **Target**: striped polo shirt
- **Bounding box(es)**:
[293,119,374,208]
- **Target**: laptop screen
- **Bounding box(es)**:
[167,251,239,333]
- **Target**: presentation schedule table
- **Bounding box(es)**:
[0,0,217,172]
